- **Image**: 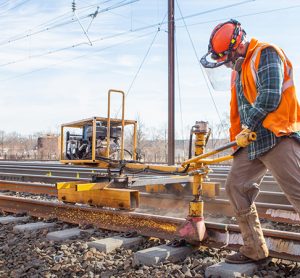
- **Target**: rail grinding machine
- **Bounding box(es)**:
[57,89,256,242]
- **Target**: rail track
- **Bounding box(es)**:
[0,160,299,276]
[0,194,300,262]
[1,212,299,278]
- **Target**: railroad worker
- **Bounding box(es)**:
[200,19,300,264]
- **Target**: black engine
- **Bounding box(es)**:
[65,122,121,160]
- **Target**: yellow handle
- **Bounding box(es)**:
[248,132,257,141]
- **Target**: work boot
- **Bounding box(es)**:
[225,252,271,264]
[225,204,269,264]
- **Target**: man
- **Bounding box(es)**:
[200,19,300,264]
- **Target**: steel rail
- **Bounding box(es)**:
[0,172,89,183]
[0,181,298,225]
[0,161,281,197]
[0,161,275,178]
[0,181,57,195]
[0,195,298,262]
[139,193,300,225]
[0,168,282,192]
[0,163,275,178]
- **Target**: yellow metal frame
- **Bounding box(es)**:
[107,89,125,159]
[57,181,139,210]
[60,89,138,164]
[57,90,257,215]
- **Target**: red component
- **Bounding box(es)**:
[177,216,207,243]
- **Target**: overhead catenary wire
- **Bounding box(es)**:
[0,0,288,83]
[175,0,226,132]
[0,0,252,52]
[0,0,139,47]
[34,0,114,29]
[125,13,168,97]
[0,0,32,17]
[174,0,255,23]
[115,12,168,118]
[175,35,186,158]
[107,8,150,29]
[0,0,256,69]
[177,4,300,28]
[0,1,11,10]
[0,30,158,84]
[0,19,169,69]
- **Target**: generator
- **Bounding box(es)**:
[60,89,138,166]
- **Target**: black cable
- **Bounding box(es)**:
[175,0,255,23]
[0,0,32,17]
[0,0,257,69]
[0,0,139,47]
[35,0,114,28]
[177,4,300,28]
[0,7,163,69]
[0,30,157,83]
[0,1,11,9]
[175,0,226,133]
[115,12,168,118]
[175,35,186,158]
[0,0,253,67]
[188,128,193,159]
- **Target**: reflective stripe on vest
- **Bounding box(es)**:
[229,38,300,139]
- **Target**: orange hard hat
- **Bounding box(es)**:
[200,19,246,68]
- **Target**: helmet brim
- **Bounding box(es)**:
[200,52,228,68]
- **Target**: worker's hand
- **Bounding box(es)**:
[235,128,254,147]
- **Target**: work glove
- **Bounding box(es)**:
[235,128,254,148]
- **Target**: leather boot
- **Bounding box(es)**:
[226,204,269,263]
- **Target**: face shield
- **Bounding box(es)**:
[203,63,231,91]
[200,50,230,69]
[200,51,232,91]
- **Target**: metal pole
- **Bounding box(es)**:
[168,0,175,165]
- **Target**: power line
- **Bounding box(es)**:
[2,0,114,46]
[125,12,167,98]
[0,0,32,16]
[0,11,171,69]
[0,0,252,48]
[175,0,255,23]
[0,0,254,69]
[175,35,186,156]
[114,28,161,118]
[177,4,300,28]
[0,0,139,47]
[0,30,157,84]
[0,1,11,10]
[35,0,114,28]
[115,12,168,117]
[0,19,168,69]
[175,0,225,130]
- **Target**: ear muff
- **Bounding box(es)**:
[201,19,246,68]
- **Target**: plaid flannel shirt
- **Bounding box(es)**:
[235,47,300,160]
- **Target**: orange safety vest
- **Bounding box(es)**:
[230,38,300,142]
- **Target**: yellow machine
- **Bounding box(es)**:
[57,89,256,242]
[60,89,138,167]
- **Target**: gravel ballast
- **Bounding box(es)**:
[0,213,299,277]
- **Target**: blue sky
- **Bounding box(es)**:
[0,0,300,137]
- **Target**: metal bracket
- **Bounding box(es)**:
[56,181,139,210]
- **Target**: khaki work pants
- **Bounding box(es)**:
[225,137,300,215]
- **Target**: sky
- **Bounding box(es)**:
[0,0,300,138]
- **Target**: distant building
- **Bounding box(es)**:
[37,135,60,160]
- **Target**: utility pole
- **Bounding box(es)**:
[168,0,175,165]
